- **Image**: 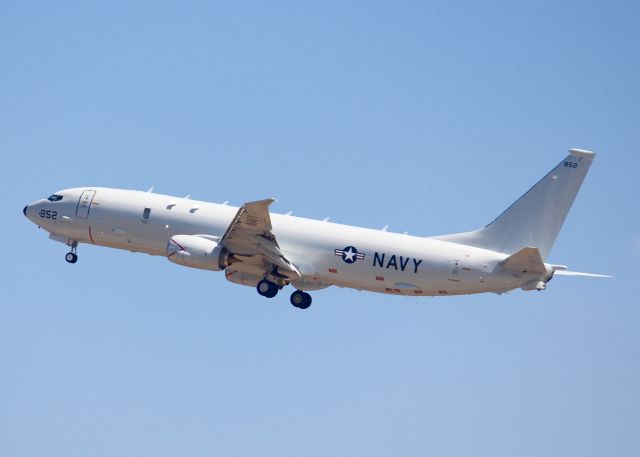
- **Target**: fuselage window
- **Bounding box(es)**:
[47,195,63,202]
[142,208,151,220]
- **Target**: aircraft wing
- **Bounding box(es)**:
[220,199,301,278]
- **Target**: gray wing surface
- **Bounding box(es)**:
[220,199,300,278]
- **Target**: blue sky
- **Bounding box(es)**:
[2,1,639,456]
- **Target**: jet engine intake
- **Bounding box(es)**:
[167,235,230,271]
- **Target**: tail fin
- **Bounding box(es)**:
[433,149,595,260]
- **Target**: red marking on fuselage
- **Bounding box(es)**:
[89,226,95,244]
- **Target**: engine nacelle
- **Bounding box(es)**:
[167,235,229,271]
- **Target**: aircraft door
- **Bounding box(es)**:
[76,190,96,219]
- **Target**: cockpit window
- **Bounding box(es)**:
[47,194,63,202]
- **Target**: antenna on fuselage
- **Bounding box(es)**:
[322,217,330,222]
[147,186,154,193]
[184,194,191,199]
[381,224,389,232]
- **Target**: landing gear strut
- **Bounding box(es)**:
[290,290,312,309]
[256,279,279,298]
[65,242,78,264]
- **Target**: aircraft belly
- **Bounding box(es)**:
[305,249,445,297]
[56,224,92,245]
[282,233,518,297]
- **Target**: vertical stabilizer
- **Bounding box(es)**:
[433,149,595,260]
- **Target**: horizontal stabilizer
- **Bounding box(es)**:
[553,270,612,278]
[501,247,546,274]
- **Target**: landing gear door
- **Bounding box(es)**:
[76,190,96,219]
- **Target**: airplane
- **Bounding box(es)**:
[23,149,608,309]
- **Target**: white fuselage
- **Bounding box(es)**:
[25,187,548,297]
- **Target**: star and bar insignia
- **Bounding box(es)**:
[334,246,365,264]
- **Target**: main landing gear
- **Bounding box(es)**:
[256,279,279,298]
[65,241,78,264]
[290,290,312,309]
[256,279,313,309]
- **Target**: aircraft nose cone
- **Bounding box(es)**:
[23,205,28,217]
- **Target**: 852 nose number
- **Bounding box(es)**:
[39,209,57,220]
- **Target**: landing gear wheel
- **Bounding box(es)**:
[65,252,78,264]
[290,290,312,309]
[256,279,278,298]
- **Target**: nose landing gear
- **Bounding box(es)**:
[65,241,78,264]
